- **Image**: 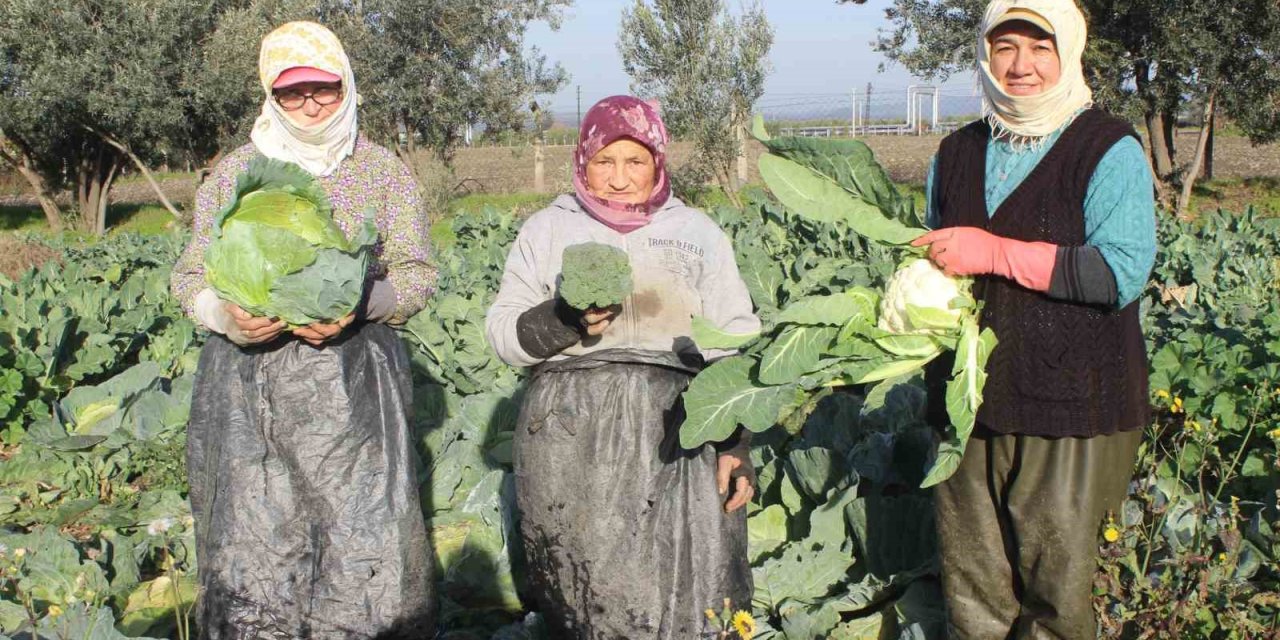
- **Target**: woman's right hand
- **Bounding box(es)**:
[580,305,619,336]
[225,303,287,345]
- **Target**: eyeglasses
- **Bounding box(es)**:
[273,86,343,111]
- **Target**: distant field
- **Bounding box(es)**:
[2,131,1279,221]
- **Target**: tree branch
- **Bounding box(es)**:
[84,125,185,222]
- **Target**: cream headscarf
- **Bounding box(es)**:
[250,22,359,177]
[977,0,1092,144]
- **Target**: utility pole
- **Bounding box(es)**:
[865,82,872,124]
[576,85,582,132]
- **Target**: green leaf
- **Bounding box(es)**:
[42,435,109,451]
[921,321,997,488]
[875,333,942,358]
[758,326,839,385]
[755,132,920,228]
[679,357,795,448]
[690,315,760,350]
[752,541,855,615]
[118,575,198,637]
[904,303,963,332]
[759,154,921,246]
[268,246,370,324]
[751,113,772,142]
[780,602,842,640]
[777,289,879,327]
[832,355,939,386]
[748,504,789,563]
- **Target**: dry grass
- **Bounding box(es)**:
[0,235,61,280]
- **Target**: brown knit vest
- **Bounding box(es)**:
[927,109,1151,438]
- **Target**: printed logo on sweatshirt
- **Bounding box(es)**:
[647,238,704,281]
[647,238,705,257]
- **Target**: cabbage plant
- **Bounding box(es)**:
[679,117,996,487]
[204,158,376,326]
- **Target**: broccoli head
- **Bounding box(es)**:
[559,242,634,310]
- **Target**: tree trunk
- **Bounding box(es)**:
[76,145,123,236]
[1160,108,1177,169]
[1135,62,1174,179]
[89,126,184,222]
[1203,108,1215,180]
[0,133,64,231]
[1177,90,1217,219]
[1144,110,1173,178]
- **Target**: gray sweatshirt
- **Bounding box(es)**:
[485,194,760,368]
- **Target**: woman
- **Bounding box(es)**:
[485,96,759,639]
[912,0,1156,637]
[170,21,435,639]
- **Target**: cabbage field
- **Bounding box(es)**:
[1,142,1279,638]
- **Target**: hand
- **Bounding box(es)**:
[716,451,756,513]
[225,303,287,346]
[911,227,1002,277]
[579,304,620,337]
[292,313,356,347]
[911,227,1058,292]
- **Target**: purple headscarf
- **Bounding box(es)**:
[572,96,672,234]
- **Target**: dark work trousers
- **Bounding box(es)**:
[934,427,1143,639]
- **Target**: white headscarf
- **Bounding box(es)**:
[977,0,1093,144]
[250,22,359,177]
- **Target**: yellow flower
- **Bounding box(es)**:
[47,605,63,618]
[1155,389,1170,400]
[704,608,717,622]
[732,610,756,639]
[1268,427,1280,440]
[1103,525,1121,543]
[1170,397,1184,414]
[1218,553,1229,563]
[1185,420,1202,433]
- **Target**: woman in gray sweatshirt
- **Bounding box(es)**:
[485,96,760,639]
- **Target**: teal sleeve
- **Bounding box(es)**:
[1082,136,1157,307]
[925,155,941,230]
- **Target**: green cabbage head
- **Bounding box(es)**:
[204,157,376,325]
[878,258,970,334]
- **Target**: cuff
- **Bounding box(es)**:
[516,299,584,360]
[362,280,398,323]
[1047,246,1119,306]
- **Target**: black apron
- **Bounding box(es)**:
[513,349,751,639]
[187,323,434,639]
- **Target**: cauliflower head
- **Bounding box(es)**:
[878,258,966,334]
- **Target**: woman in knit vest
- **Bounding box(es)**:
[911,0,1156,637]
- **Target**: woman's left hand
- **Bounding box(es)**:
[293,313,356,347]
[716,451,756,513]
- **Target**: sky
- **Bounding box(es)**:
[525,0,984,125]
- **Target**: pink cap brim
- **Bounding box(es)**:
[272,66,342,89]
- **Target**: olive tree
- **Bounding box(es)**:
[0,0,223,233]
[321,0,570,168]
[619,0,774,201]
[1,0,568,233]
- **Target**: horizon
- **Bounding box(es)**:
[526,0,984,127]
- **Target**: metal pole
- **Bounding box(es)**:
[933,89,940,132]
[851,89,857,137]
[865,82,872,127]
[576,85,582,132]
